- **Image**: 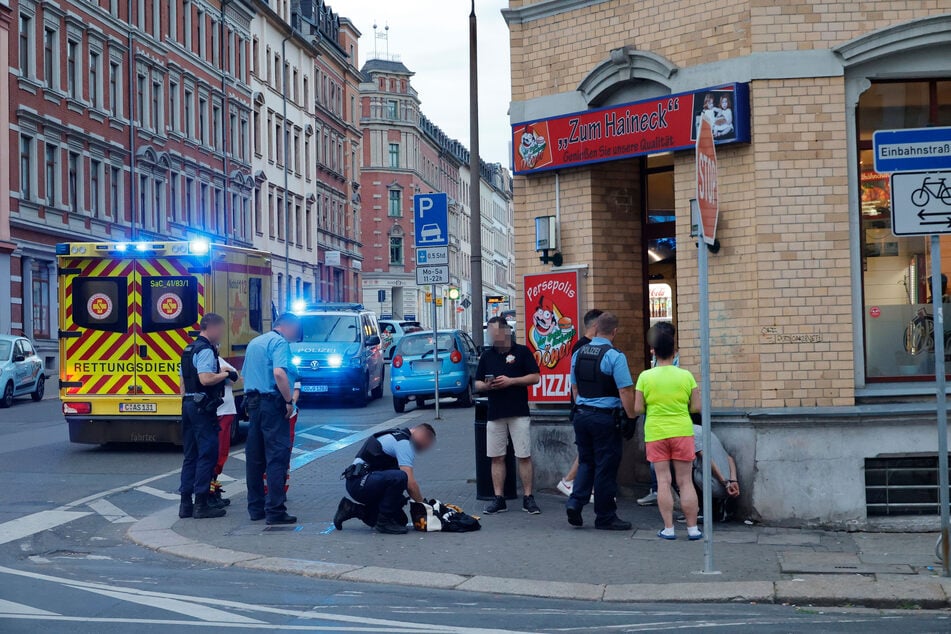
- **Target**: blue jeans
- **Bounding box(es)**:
[245,394,292,521]
[567,409,622,524]
[346,469,408,525]
[179,399,220,497]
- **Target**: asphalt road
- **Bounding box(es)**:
[1,391,949,632]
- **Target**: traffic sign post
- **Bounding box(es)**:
[414,193,450,422]
[695,115,719,576]
[877,127,951,577]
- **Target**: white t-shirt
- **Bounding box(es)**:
[217,358,237,416]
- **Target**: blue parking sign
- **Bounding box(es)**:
[413,193,449,247]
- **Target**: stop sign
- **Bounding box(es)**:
[696,117,719,245]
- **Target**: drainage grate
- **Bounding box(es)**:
[865,454,951,516]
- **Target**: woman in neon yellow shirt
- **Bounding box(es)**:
[634,329,702,540]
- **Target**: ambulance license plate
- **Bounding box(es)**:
[302,385,329,393]
[120,403,157,412]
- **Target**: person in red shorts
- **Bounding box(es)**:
[209,357,239,508]
[634,328,702,540]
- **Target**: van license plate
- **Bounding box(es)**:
[302,385,329,393]
[120,403,157,412]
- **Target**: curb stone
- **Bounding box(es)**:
[127,506,951,608]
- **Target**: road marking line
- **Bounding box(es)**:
[291,447,306,455]
[290,413,422,471]
[0,511,92,546]
[216,474,237,483]
[321,425,359,434]
[229,453,247,462]
[296,432,337,443]
[135,486,181,501]
[87,499,137,524]
[0,565,518,633]
[0,615,448,631]
[0,599,59,616]
[75,587,265,624]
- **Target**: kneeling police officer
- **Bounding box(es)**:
[179,313,235,519]
[334,424,437,534]
[567,312,637,530]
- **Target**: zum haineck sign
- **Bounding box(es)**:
[512,84,749,175]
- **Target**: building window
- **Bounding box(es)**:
[19,135,33,200]
[109,61,120,117]
[110,165,121,218]
[169,80,179,131]
[240,117,248,160]
[199,183,208,229]
[306,205,313,249]
[169,0,177,40]
[68,151,81,213]
[89,51,101,108]
[295,203,302,245]
[252,38,259,75]
[66,40,78,98]
[44,28,57,89]
[136,74,146,125]
[184,0,192,50]
[389,236,403,265]
[212,103,222,149]
[214,187,223,232]
[32,263,50,340]
[197,9,206,59]
[151,80,161,131]
[19,14,33,77]
[185,177,194,225]
[169,173,179,222]
[387,100,398,119]
[293,130,301,173]
[388,143,399,168]
[254,189,262,234]
[859,79,951,381]
[199,97,208,143]
[388,189,402,217]
[304,136,311,180]
[253,107,261,156]
[45,145,58,206]
[184,89,194,138]
[276,196,284,240]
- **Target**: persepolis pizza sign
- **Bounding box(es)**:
[512,83,749,175]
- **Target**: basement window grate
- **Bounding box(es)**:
[865,454,951,516]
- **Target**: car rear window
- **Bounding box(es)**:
[397,333,456,356]
[400,322,423,333]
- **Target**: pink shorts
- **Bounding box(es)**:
[646,436,696,463]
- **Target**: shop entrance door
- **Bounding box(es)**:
[644,153,678,363]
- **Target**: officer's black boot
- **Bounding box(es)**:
[374,516,408,535]
[193,493,227,519]
[209,480,231,509]
[179,493,194,519]
[333,497,364,530]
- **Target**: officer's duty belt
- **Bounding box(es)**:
[576,404,616,414]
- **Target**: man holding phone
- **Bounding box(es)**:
[475,317,541,515]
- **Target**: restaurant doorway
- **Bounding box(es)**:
[643,153,677,362]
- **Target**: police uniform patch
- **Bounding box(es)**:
[157,292,183,320]
[506,354,516,364]
[87,293,113,320]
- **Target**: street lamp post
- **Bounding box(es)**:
[468,1,484,348]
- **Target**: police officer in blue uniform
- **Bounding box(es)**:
[242,312,301,525]
[333,424,437,534]
[567,312,637,530]
[179,313,234,520]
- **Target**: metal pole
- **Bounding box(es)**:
[433,284,440,420]
[930,235,950,576]
[282,37,291,311]
[221,0,232,244]
[127,0,137,240]
[468,0,484,348]
[693,200,717,575]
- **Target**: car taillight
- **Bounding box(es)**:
[450,350,462,364]
[392,355,403,369]
[63,402,92,415]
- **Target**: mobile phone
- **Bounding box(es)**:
[484,374,496,384]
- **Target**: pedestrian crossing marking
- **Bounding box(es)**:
[87,499,137,524]
[0,599,60,616]
[0,510,93,546]
[135,486,180,501]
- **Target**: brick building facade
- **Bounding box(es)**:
[249,0,363,311]
[7,0,257,370]
[505,0,951,527]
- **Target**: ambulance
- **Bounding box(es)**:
[57,240,272,444]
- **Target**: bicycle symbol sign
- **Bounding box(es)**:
[891,170,951,236]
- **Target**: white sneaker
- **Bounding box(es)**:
[637,491,658,506]
[557,479,573,497]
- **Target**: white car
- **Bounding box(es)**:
[0,335,46,408]
[379,320,423,360]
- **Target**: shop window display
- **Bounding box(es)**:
[860,80,951,379]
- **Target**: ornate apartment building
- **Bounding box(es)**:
[6,0,257,369]
[249,0,362,311]
[359,56,516,329]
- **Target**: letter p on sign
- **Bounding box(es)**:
[696,117,719,246]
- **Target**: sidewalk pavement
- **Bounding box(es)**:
[129,405,951,608]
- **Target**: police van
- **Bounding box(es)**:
[290,303,385,406]
[57,240,272,444]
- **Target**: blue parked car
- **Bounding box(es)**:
[390,330,479,413]
[0,335,46,408]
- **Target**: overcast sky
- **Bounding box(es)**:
[340,0,513,168]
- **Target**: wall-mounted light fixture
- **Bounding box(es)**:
[535,215,563,266]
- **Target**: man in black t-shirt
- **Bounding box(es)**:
[475,317,541,515]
